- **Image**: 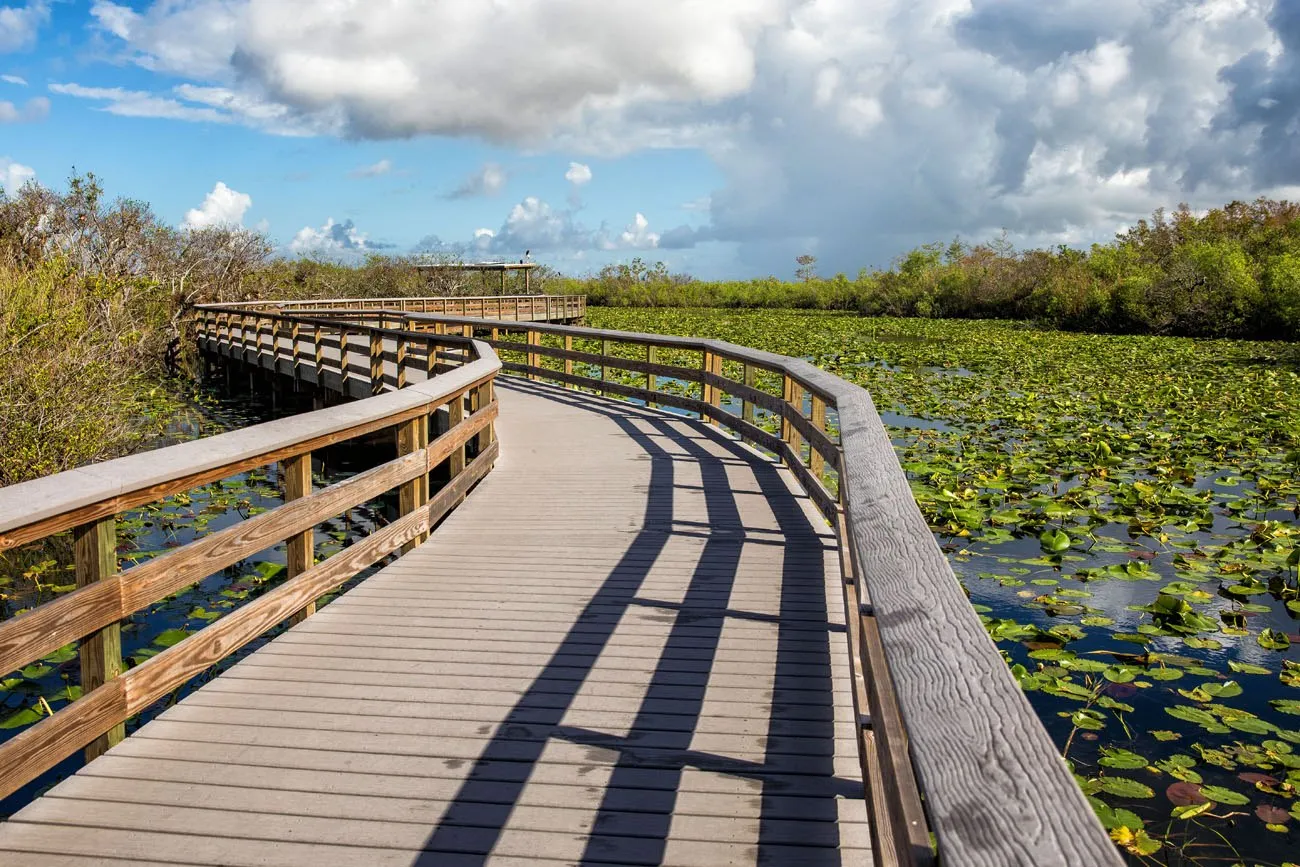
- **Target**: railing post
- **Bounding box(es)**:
[338,327,351,393]
[646,345,658,409]
[370,330,385,395]
[73,516,123,761]
[600,338,612,395]
[742,364,758,423]
[398,415,430,551]
[782,374,804,459]
[527,329,540,380]
[701,348,721,424]
[290,321,302,381]
[810,394,827,478]
[313,324,325,387]
[564,334,574,387]
[284,454,315,624]
[273,317,286,373]
[396,331,408,389]
[472,378,496,464]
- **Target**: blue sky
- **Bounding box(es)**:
[2,1,1298,279]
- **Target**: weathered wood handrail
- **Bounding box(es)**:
[321,309,1119,867]
[0,317,501,801]
[213,294,586,323]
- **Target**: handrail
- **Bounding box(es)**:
[213,294,586,323]
[0,310,501,801]
[360,309,1120,867]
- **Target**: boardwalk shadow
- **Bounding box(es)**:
[415,377,854,866]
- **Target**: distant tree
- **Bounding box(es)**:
[795,254,818,282]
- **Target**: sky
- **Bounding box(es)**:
[2,0,1299,279]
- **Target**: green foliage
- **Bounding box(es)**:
[571,199,1300,339]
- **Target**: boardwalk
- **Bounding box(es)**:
[0,378,868,866]
[0,300,1122,867]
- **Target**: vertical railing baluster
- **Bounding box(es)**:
[743,363,757,428]
[601,339,612,395]
[284,454,315,624]
[398,415,431,551]
[564,334,574,387]
[73,516,123,761]
[646,345,658,409]
[810,394,827,479]
[370,330,385,395]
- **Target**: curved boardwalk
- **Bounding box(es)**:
[0,378,868,866]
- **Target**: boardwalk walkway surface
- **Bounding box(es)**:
[0,378,869,866]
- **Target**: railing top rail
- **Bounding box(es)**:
[204,294,584,310]
[0,336,499,544]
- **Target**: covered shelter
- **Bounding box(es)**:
[414,262,539,295]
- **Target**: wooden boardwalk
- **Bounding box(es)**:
[0,378,868,866]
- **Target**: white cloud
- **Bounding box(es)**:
[0,157,35,194]
[183,182,252,229]
[49,81,321,135]
[618,212,660,249]
[55,0,1300,272]
[446,162,506,199]
[0,2,48,53]
[564,161,593,185]
[0,95,46,122]
[2,74,28,86]
[291,217,391,255]
[349,158,391,178]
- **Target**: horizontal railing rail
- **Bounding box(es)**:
[213,294,586,323]
[319,309,1120,867]
[0,311,500,802]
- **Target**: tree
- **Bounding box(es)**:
[795,254,818,282]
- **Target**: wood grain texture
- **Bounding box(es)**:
[283,453,315,624]
[73,517,124,760]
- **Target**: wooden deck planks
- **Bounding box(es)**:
[0,377,869,865]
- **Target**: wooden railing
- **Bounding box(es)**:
[0,319,500,802]
[216,294,586,323]
[312,310,1121,867]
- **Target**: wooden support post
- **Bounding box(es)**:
[527,329,540,380]
[338,327,351,392]
[525,269,531,294]
[397,415,430,551]
[273,318,285,372]
[313,325,325,386]
[564,334,574,387]
[601,339,612,395]
[290,321,302,381]
[783,374,805,460]
[646,345,658,409]
[500,270,507,295]
[425,337,438,378]
[701,349,721,424]
[73,517,123,761]
[743,363,757,427]
[810,394,827,478]
[284,454,315,624]
[370,331,385,395]
[472,379,496,461]
[396,334,408,389]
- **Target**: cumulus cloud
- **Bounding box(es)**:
[0,2,48,53]
[564,161,593,185]
[63,0,1300,271]
[445,162,506,199]
[183,181,252,229]
[350,158,391,178]
[0,157,35,194]
[0,95,46,122]
[2,74,28,86]
[291,217,393,255]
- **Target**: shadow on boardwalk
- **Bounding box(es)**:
[416,378,857,866]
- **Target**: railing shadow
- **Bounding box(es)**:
[415,377,854,865]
